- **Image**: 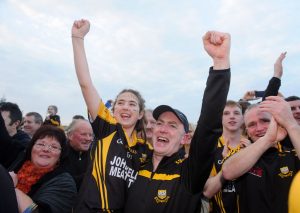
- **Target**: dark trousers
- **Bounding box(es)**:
[0,164,18,213]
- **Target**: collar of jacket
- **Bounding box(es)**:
[152,147,186,172]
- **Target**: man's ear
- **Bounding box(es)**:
[13,120,20,129]
[67,132,73,140]
[180,133,190,145]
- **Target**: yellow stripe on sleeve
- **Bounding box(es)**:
[97,101,117,124]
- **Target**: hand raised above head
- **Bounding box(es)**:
[202,31,231,69]
[273,52,287,79]
[242,90,258,101]
[72,19,90,39]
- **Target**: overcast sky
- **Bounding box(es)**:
[1,0,300,125]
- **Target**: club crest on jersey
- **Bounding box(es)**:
[278,166,293,178]
[154,189,170,203]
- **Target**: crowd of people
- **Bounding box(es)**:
[0,18,299,213]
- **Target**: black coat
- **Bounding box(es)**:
[61,144,91,190]
[0,114,30,169]
[125,68,231,213]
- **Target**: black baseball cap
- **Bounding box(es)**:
[153,105,189,133]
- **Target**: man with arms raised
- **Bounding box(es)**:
[124,31,231,213]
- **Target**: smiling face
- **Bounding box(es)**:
[113,92,143,130]
[152,111,187,157]
[31,136,61,169]
[68,120,93,152]
[244,106,271,142]
[222,105,244,132]
[23,115,42,137]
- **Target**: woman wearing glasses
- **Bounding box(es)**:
[0,125,77,213]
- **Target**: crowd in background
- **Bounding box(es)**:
[0,19,299,213]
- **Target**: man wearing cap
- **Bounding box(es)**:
[124,30,231,213]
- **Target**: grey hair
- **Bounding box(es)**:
[25,112,43,124]
[65,119,90,136]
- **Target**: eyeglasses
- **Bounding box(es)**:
[34,143,62,153]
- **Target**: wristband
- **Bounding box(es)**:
[72,35,84,40]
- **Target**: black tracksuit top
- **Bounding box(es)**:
[125,68,231,213]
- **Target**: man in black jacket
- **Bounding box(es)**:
[63,119,94,190]
[124,31,231,213]
[0,102,30,169]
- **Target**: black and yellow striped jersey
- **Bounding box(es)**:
[209,136,240,213]
[75,101,152,212]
